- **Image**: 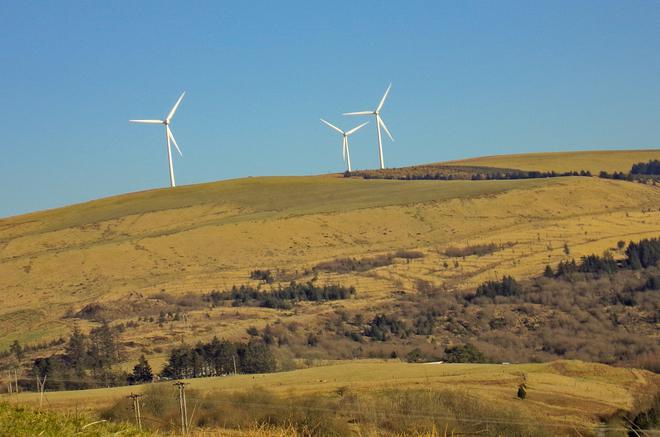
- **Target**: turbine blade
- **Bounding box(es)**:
[320,118,344,135]
[376,83,392,112]
[378,115,394,141]
[343,111,373,116]
[166,92,186,122]
[129,119,163,124]
[167,126,183,156]
[342,137,347,161]
[345,121,369,136]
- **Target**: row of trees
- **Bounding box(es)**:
[547,238,659,278]
[31,323,124,390]
[599,160,660,181]
[631,159,660,175]
[27,328,275,390]
[473,276,522,299]
[160,337,275,379]
[207,281,356,310]
[626,238,660,269]
[352,169,592,181]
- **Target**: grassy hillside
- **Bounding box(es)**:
[6,360,658,435]
[1,149,659,435]
[0,150,659,360]
[445,149,660,173]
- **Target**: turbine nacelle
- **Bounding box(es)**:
[343,83,394,170]
[320,119,369,173]
[129,91,186,188]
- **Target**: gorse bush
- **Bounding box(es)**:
[444,243,503,258]
[314,254,394,273]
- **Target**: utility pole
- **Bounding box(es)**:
[127,393,143,431]
[173,382,188,435]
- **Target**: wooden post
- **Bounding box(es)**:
[173,382,188,435]
[127,393,142,431]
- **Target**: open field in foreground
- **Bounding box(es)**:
[5,360,658,433]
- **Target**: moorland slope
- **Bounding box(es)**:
[0,149,659,358]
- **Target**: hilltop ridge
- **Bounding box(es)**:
[0,149,659,352]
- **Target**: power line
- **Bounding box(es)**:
[4,376,657,435]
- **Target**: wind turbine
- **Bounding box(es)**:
[344,83,394,170]
[320,119,369,172]
[129,92,186,188]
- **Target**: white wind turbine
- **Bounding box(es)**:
[320,119,369,172]
[344,83,394,169]
[129,92,186,188]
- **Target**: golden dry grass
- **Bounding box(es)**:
[0,170,659,350]
[5,359,658,434]
[444,148,660,173]
[1,149,660,435]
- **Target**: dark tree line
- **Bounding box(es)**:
[549,238,659,278]
[31,323,125,390]
[631,159,660,175]
[160,337,276,379]
[473,276,522,299]
[626,238,660,270]
[598,170,634,181]
[207,281,355,310]
[352,169,592,181]
[598,160,660,181]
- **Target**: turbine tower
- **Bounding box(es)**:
[344,83,394,170]
[129,92,186,188]
[320,119,369,172]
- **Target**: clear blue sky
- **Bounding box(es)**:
[1,1,659,217]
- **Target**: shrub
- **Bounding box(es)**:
[444,344,487,363]
[314,255,393,273]
[475,276,522,298]
[444,243,500,258]
[364,315,410,341]
[250,269,274,284]
[404,348,425,362]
